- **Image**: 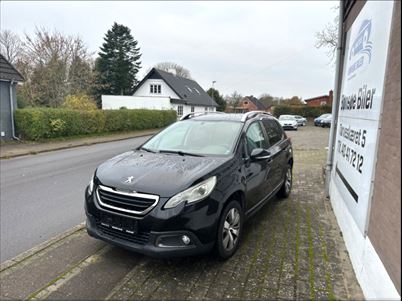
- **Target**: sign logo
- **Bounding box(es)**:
[347,19,373,80]
[124,176,135,184]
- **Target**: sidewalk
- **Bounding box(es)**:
[0,146,364,300]
[0,129,159,159]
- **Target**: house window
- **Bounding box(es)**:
[320,101,327,106]
[191,106,195,113]
[205,107,208,112]
[177,105,183,116]
[150,84,161,94]
[244,101,249,104]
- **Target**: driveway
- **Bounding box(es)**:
[0,125,363,300]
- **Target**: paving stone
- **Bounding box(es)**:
[0,231,105,300]
[44,246,142,300]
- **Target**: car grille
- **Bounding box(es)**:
[97,222,150,245]
[96,185,159,216]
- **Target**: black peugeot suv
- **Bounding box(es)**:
[85,111,293,259]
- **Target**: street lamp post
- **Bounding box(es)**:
[211,81,216,111]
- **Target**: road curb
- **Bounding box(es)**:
[0,223,85,272]
[0,131,157,160]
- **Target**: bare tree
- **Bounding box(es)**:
[0,30,23,64]
[17,27,95,107]
[226,90,243,112]
[315,6,339,63]
[153,62,191,79]
[259,93,275,107]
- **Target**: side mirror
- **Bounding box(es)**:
[250,148,271,161]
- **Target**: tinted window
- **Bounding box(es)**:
[262,119,283,146]
[246,122,268,154]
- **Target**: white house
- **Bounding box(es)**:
[102,68,218,117]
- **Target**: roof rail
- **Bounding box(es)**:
[240,111,272,122]
[180,111,225,121]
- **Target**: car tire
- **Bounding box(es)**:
[277,164,292,198]
[215,200,243,259]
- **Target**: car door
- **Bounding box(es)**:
[261,118,287,192]
[243,121,271,211]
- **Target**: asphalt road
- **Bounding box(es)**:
[0,136,150,263]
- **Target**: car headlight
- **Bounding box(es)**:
[164,176,217,209]
[88,175,94,194]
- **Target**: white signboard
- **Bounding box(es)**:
[333,1,394,235]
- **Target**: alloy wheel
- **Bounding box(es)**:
[285,168,292,193]
[222,208,241,251]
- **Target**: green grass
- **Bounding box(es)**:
[276,207,290,296]
[257,213,278,298]
[318,220,336,301]
[295,202,300,285]
[306,206,316,300]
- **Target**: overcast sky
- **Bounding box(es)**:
[1,1,338,99]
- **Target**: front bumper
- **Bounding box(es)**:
[86,215,214,258]
[84,187,218,258]
[282,124,298,130]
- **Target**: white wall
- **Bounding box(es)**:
[133,79,179,99]
[329,178,400,300]
[102,95,172,110]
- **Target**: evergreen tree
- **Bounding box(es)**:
[207,88,226,112]
[95,22,141,98]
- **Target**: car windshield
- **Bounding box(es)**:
[141,120,242,156]
[279,115,295,120]
[320,114,330,118]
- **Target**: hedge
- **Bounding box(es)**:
[273,105,332,118]
[14,108,177,140]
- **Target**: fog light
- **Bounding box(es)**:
[181,235,191,245]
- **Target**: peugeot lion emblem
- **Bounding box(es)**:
[124,176,135,184]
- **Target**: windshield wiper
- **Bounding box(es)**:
[140,147,157,153]
[158,150,204,157]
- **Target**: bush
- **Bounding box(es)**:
[273,105,332,118]
[63,94,98,111]
[14,108,177,140]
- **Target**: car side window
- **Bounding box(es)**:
[246,122,268,155]
[262,119,283,146]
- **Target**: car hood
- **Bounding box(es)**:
[95,150,231,197]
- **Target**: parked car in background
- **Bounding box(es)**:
[320,114,332,128]
[314,113,331,126]
[85,111,293,259]
[278,115,298,130]
[293,115,307,126]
